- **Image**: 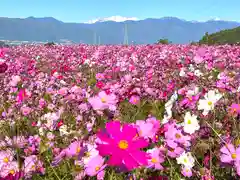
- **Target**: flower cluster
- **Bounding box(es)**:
[0,44,240,179]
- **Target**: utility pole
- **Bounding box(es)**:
[123,23,129,45]
[98,36,101,45]
[93,32,97,45]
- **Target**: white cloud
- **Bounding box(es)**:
[84,15,139,24]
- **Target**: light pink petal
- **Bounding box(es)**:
[220,154,233,163]
[155,163,164,170]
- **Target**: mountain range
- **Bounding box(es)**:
[0,16,239,44]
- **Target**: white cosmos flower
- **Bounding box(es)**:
[162,91,178,124]
[176,152,195,168]
[186,87,199,97]
[183,112,200,134]
[194,69,203,77]
[198,90,222,116]
[189,64,195,72]
[59,125,69,136]
[179,68,186,77]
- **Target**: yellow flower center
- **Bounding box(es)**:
[9,169,15,174]
[31,165,36,170]
[208,101,213,106]
[232,153,237,159]
[118,140,128,150]
[133,98,137,103]
[85,152,91,157]
[76,147,81,153]
[184,158,188,163]
[101,97,106,103]
[188,97,193,101]
[151,158,158,163]
[187,119,191,124]
[95,166,100,171]
[175,133,181,139]
[3,157,9,163]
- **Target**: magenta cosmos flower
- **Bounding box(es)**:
[88,91,117,111]
[229,103,240,115]
[0,62,8,73]
[97,121,149,170]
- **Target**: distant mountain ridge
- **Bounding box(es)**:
[0,16,239,44]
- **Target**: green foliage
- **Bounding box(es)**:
[199,27,240,45]
[157,38,171,44]
[119,99,165,123]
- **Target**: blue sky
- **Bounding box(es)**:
[0,0,239,23]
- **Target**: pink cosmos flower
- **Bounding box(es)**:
[147,148,165,170]
[181,166,193,177]
[136,117,159,139]
[96,73,105,80]
[52,141,83,165]
[229,103,240,115]
[88,91,117,111]
[85,155,106,177]
[167,146,184,158]
[129,95,140,105]
[9,75,21,87]
[165,125,191,148]
[0,150,14,169]
[97,121,149,170]
[20,106,32,116]
[78,103,89,112]
[220,143,240,164]
[0,171,24,180]
[24,155,45,176]
[180,94,199,109]
[0,161,19,178]
[39,98,46,108]
[58,87,68,96]
[6,136,27,148]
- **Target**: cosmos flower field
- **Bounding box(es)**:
[0,44,240,180]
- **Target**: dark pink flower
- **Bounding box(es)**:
[97,121,149,170]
